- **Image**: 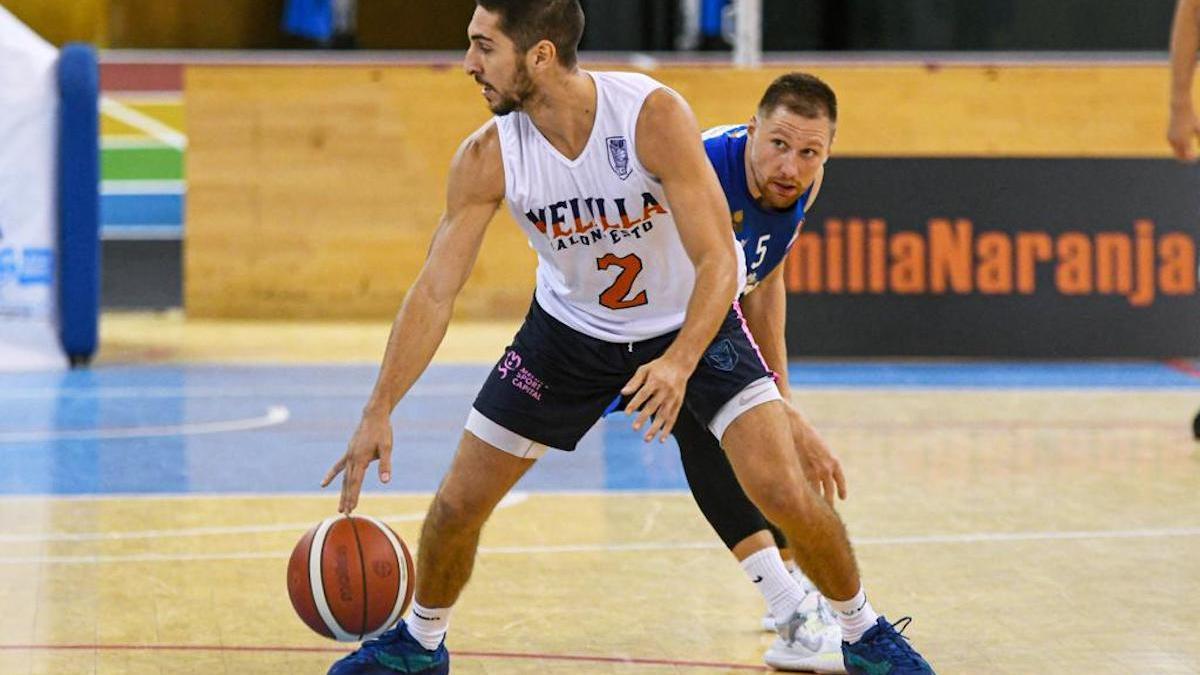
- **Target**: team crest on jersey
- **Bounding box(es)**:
[606,136,632,180]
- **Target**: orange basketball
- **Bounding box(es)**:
[287,515,415,642]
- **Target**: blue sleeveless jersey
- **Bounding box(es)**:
[703,124,812,293]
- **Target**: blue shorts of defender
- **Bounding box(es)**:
[466,298,781,458]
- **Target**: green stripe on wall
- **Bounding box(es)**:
[102,147,184,181]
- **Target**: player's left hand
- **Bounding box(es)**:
[785,402,847,505]
[1168,107,1200,162]
[622,355,691,443]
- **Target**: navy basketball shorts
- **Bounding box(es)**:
[466,297,781,458]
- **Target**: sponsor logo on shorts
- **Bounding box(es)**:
[704,338,738,372]
[496,349,545,401]
[497,350,521,379]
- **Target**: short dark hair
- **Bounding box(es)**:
[476,0,585,68]
[757,72,837,124]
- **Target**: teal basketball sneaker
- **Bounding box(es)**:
[841,616,934,675]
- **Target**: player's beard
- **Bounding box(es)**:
[488,61,535,116]
[749,154,801,211]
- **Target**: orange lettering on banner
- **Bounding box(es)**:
[1055,233,1093,294]
[784,246,800,291]
[1095,233,1132,294]
[825,219,844,293]
[1015,232,1053,294]
[928,218,973,293]
[889,232,926,293]
[846,218,866,292]
[976,232,1013,294]
[868,219,888,293]
[790,232,823,292]
[777,216,1196,305]
[1129,220,1156,307]
[1159,233,1197,295]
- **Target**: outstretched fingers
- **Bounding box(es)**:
[321,456,347,488]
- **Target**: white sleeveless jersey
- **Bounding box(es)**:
[495,70,743,343]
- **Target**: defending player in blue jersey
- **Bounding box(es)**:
[676,74,931,674]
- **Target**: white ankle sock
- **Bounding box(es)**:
[826,586,879,644]
[406,601,451,651]
[740,547,806,622]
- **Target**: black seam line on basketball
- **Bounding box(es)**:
[347,517,369,641]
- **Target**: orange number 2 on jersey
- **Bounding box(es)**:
[596,253,648,310]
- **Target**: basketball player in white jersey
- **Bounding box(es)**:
[321,2,933,674]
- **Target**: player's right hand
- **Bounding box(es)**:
[621,354,691,443]
[322,409,394,514]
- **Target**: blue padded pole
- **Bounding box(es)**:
[701,0,727,37]
[56,43,100,367]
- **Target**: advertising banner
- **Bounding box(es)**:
[785,159,1200,357]
[0,6,65,370]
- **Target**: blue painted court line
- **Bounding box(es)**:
[786,361,1200,389]
[0,361,1195,496]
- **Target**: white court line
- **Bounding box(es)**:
[0,383,476,400]
[0,489,684,503]
[0,513,424,543]
[0,492,527,543]
[0,525,1195,565]
[0,406,289,442]
[100,97,187,149]
[1,383,1192,402]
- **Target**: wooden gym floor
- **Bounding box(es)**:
[0,313,1197,674]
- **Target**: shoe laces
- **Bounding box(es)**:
[344,625,406,663]
[869,617,924,667]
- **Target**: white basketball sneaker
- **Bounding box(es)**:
[761,567,821,631]
[763,592,846,673]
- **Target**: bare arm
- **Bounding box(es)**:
[1169,0,1200,160]
[739,165,825,401]
[740,263,791,398]
[324,121,505,512]
[362,125,503,416]
[621,88,739,442]
[638,88,739,367]
[739,174,845,503]
[740,262,845,503]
